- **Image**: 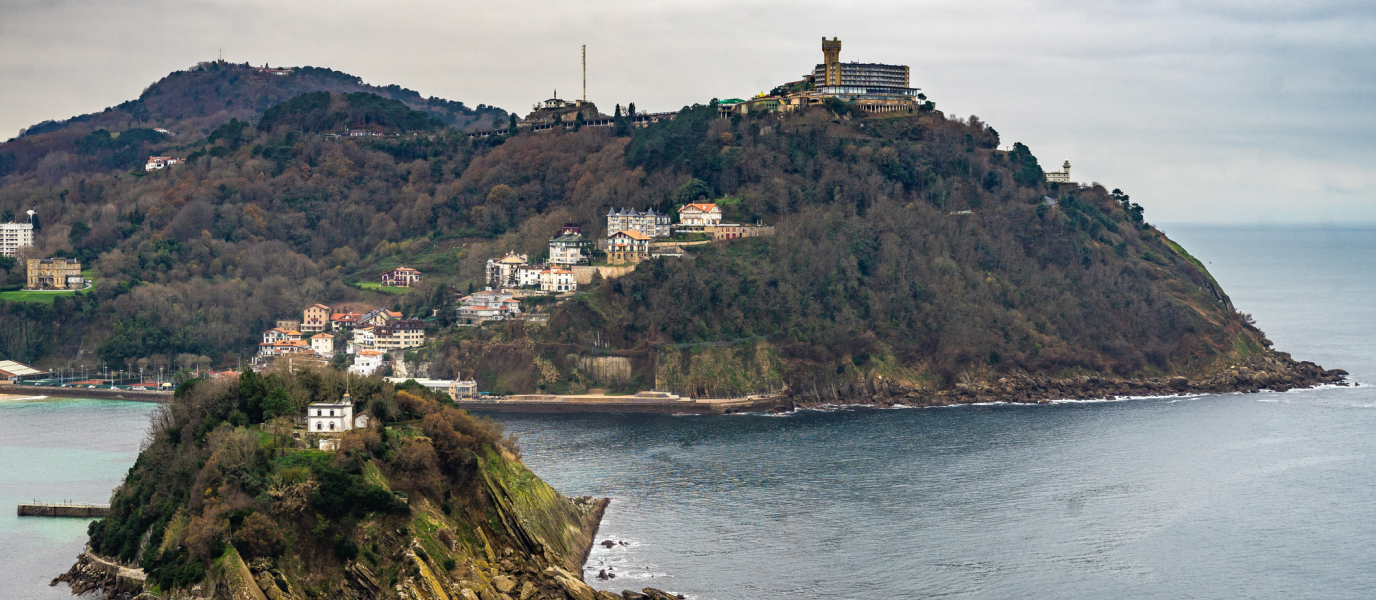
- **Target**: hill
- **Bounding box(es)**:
[0,61,507,178]
[0,70,1345,402]
[54,370,637,599]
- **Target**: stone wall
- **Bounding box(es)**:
[570,265,636,285]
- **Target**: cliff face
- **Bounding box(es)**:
[55,373,614,600]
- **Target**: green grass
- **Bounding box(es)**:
[354,282,411,295]
[0,271,98,303]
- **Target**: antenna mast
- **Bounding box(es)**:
[582,45,586,102]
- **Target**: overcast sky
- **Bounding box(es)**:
[1,0,1372,224]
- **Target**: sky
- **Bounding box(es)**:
[0,0,1373,224]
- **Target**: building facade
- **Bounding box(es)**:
[607,230,652,264]
[350,350,385,375]
[307,400,353,433]
[26,258,83,290]
[0,223,34,257]
[540,268,577,293]
[381,266,421,287]
[606,208,671,238]
[811,37,918,101]
[549,225,591,266]
[302,304,330,333]
[310,333,334,358]
[486,252,529,287]
[677,203,723,226]
[373,319,426,350]
[1044,160,1071,184]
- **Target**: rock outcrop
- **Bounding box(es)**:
[791,351,1348,408]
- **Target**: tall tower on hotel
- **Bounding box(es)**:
[822,37,842,86]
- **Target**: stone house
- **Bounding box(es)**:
[606,230,652,264]
[26,258,83,290]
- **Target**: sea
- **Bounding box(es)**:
[2,225,1374,599]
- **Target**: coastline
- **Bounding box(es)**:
[5,388,172,402]
[790,351,1349,409]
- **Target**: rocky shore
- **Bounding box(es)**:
[791,351,1350,409]
[51,550,145,600]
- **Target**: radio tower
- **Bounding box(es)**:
[582,45,586,103]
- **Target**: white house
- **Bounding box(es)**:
[310,333,334,358]
[486,252,529,287]
[307,399,353,433]
[678,203,722,226]
[514,264,543,287]
[262,328,302,344]
[549,225,590,266]
[350,349,385,375]
[540,268,577,293]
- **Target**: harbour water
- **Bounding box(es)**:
[0,398,154,599]
[499,225,1376,599]
[2,225,1373,599]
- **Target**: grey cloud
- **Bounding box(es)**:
[0,0,1372,223]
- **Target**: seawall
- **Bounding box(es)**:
[13,387,171,402]
[458,394,791,415]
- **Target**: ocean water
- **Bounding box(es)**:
[0,398,155,599]
[3,225,1374,599]
[493,225,1376,599]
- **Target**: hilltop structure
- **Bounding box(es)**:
[1045,160,1072,184]
[524,90,602,125]
[721,37,923,117]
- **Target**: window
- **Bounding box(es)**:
[329,410,334,416]
[316,422,322,430]
[329,422,335,430]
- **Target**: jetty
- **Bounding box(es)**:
[17,502,110,517]
[454,391,791,414]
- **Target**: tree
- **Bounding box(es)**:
[508,114,517,135]
[262,387,291,419]
[673,178,712,207]
[69,221,90,244]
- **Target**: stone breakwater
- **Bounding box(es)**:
[791,352,1349,408]
[51,551,145,599]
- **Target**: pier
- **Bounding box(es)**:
[18,502,110,517]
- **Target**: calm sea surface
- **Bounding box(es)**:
[3,225,1374,599]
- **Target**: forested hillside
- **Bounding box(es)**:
[0,67,1288,396]
[0,61,506,178]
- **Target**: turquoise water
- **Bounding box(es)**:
[0,398,155,599]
